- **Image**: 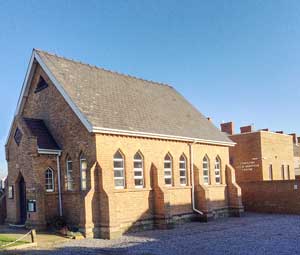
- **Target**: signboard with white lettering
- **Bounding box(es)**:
[239,158,260,171]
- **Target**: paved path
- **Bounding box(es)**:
[4,213,300,255]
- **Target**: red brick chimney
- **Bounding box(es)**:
[289,133,297,144]
[220,122,234,135]
[298,137,300,144]
[240,125,254,133]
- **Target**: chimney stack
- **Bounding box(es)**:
[240,125,254,133]
[276,131,283,134]
[220,122,234,135]
[297,137,300,144]
[261,128,269,131]
[289,133,298,144]
[207,117,212,122]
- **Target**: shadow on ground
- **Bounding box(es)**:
[3,213,300,255]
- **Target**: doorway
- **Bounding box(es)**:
[18,175,26,225]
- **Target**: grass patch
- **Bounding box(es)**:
[0,234,29,249]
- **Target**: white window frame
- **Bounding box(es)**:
[179,155,187,186]
[134,152,144,188]
[164,153,173,186]
[203,156,210,185]
[66,157,74,191]
[215,157,221,184]
[114,151,125,189]
[80,155,87,191]
[45,168,54,192]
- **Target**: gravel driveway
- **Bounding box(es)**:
[5,213,300,255]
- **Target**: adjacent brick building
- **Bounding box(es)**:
[291,135,300,178]
[220,122,295,183]
[5,49,243,239]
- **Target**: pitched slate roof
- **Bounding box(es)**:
[23,118,60,150]
[35,50,233,144]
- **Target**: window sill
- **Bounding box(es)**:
[165,185,192,190]
[113,187,152,193]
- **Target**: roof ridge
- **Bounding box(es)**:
[34,48,172,88]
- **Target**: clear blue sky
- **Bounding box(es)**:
[1,0,300,178]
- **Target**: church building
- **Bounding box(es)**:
[5,49,243,239]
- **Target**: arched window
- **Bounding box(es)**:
[114,150,125,188]
[164,153,173,186]
[45,168,54,192]
[80,154,87,191]
[134,152,144,188]
[203,156,210,185]
[215,157,221,184]
[179,155,187,186]
[66,156,74,191]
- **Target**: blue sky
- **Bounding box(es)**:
[0,0,300,178]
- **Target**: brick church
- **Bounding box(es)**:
[5,49,243,238]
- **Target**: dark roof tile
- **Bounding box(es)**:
[35,50,232,144]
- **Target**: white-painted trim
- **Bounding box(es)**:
[5,49,93,147]
[37,148,62,155]
[34,51,93,132]
[5,52,37,146]
[92,126,236,146]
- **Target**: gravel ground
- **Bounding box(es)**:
[4,213,300,255]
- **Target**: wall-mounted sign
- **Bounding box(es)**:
[239,159,260,171]
[8,185,14,199]
[27,200,36,212]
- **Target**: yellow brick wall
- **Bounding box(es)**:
[229,131,295,183]
[260,132,295,180]
[95,134,235,235]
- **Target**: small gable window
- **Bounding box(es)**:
[34,76,48,93]
[14,128,22,146]
[45,168,54,192]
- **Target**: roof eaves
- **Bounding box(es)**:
[92,126,236,146]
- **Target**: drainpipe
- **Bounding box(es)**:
[189,141,203,215]
[56,154,62,217]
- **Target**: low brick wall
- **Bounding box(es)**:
[240,180,300,214]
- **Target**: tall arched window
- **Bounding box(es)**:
[134,152,144,188]
[80,154,87,191]
[66,156,74,191]
[203,156,210,185]
[114,150,125,188]
[45,168,54,192]
[179,155,187,186]
[164,153,173,186]
[215,157,221,184]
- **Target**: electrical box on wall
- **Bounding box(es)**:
[27,200,36,212]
